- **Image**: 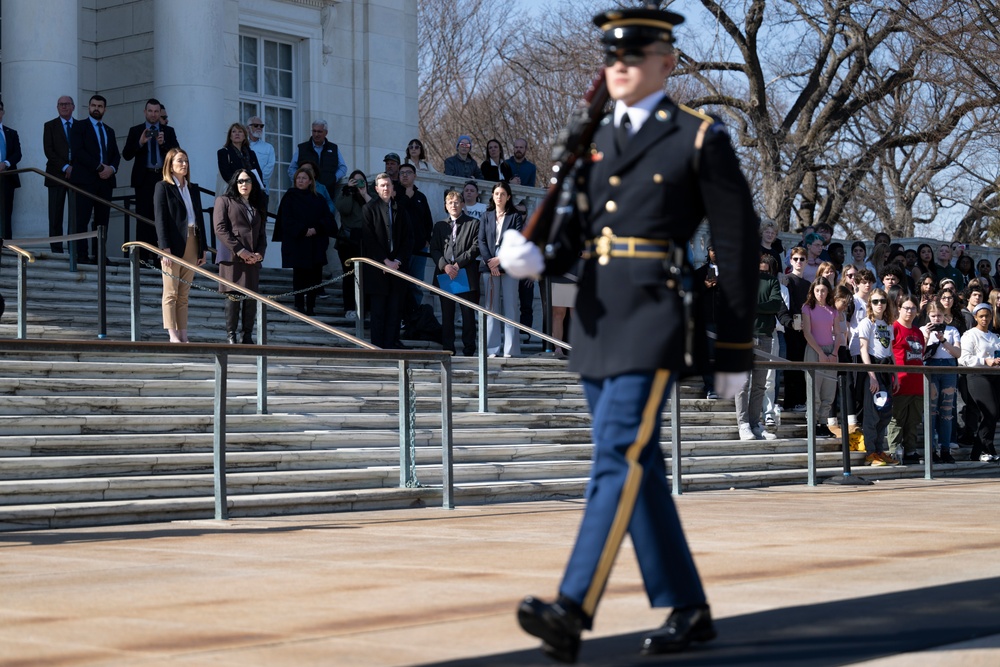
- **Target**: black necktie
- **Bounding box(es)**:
[149,125,159,167]
[387,205,394,253]
[97,122,108,164]
[616,112,632,152]
[65,121,72,160]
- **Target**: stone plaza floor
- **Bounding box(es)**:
[1,476,999,666]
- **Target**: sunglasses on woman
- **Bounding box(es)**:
[870,299,887,305]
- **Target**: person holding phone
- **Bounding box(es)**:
[335,169,371,319]
[920,300,961,463]
[959,303,1000,461]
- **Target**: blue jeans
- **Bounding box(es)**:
[926,358,958,452]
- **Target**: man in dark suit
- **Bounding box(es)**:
[70,94,121,262]
[123,98,179,258]
[0,100,23,240]
[503,5,759,663]
[361,172,412,349]
[43,96,77,253]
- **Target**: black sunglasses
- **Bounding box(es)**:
[604,48,656,67]
[870,299,887,305]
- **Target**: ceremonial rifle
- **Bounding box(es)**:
[522,72,609,274]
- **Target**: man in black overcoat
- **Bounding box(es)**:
[361,173,412,349]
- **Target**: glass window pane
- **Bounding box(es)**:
[264,41,278,69]
[241,102,258,124]
[241,36,257,66]
[279,43,293,70]
[279,71,293,99]
[279,108,293,135]
[264,68,278,97]
[241,65,258,94]
[279,136,293,161]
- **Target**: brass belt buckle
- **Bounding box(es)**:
[596,227,615,265]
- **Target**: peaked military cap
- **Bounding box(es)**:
[593,5,684,48]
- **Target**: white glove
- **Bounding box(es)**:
[714,371,748,400]
[498,229,545,279]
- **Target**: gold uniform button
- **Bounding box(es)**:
[609,175,621,187]
[605,200,618,213]
[653,173,663,184]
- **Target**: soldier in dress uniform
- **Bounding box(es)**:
[499,4,759,664]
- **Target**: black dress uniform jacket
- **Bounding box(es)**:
[566,95,759,379]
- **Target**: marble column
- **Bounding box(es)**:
[153,0,230,200]
[1,0,79,242]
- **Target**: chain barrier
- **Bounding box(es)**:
[404,363,422,488]
[139,258,354,302]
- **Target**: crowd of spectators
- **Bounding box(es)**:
[723,222,1000,465]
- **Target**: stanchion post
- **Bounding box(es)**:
[398,360,413,487]
[257,301,268,415]
[478,310,488,413]
[670,382,682,495]
[16,253,27,339]
[923,373,933,480]
[214,352,229,520]
[354,265,365,341]
[806,369,816,486]
[440,356,454,509]
[97,225,107,338]
[129,247,141,342]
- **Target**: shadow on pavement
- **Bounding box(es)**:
[419,577,1000,666]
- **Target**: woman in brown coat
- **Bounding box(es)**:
[213,169,267,344]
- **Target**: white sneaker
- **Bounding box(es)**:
[738,423,756,441]
[980,453,995,462]
[752,425,777,441]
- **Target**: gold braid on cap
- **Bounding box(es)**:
[600,18,675,31]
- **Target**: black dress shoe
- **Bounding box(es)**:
[640,604,717,656]
[517,596,586,664]
[226,333,239,345]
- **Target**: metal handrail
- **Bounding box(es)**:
[0,243,34,262]
[0,338,455,518]
[346,256,569,350]
[122,240,373,350]
[666,356,1000,495]
[346,255,571,413]
[0,242,35,339]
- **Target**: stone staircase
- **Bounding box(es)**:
[1,250,994,530]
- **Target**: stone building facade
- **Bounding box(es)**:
[0,0,418,246]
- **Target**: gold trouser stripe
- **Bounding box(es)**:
[582,368,671,616]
